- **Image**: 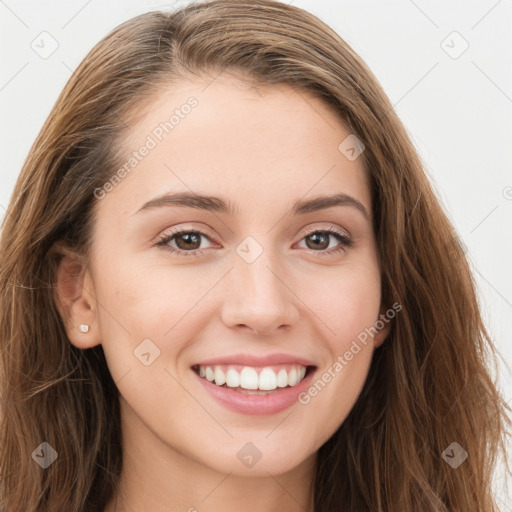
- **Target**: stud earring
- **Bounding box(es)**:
[79,324,90,333]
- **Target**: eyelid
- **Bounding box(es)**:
[300,223,350,239]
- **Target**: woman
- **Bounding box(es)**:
[0,1,509,510]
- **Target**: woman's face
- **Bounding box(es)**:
[66,73,390,477]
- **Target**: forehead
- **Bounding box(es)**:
[102,74,372,219]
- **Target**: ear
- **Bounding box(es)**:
[373,304,392,348]
[50,242,101,349]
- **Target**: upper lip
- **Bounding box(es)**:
[193,353,316,368]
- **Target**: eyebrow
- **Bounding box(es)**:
[135,191,370,220]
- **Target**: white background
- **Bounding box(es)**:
[1,0,511,507]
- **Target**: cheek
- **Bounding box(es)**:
[303,343,374,444]
[297,304,377,440]
[298,259,382,348]
[92,253,218,378]
[96,251,205,330]
[292,259,380,428]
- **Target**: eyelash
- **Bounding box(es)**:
[155,226,353,257]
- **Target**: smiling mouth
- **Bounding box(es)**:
[191,364,316,394]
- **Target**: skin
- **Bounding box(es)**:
[54,73,390,512]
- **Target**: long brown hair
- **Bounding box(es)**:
[0,1,510,510]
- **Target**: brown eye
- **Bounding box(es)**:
[156,229,213,256]
[305,232,330,250]
[174,232,202,251]
[297,228,353,255]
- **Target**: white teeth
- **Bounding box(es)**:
[214,366,226,386]
[258,368,277,390]
[240,367,259,389]
[225,368,240,388]
[205,366,215,382]
[196,364,309,391]
[276,369,288,387]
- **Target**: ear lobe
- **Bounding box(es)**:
[51,242,101,349]
[373,305,392,348]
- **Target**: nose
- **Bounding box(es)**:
[220,248,300,336]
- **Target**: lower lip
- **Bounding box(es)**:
[194,367,316,415]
